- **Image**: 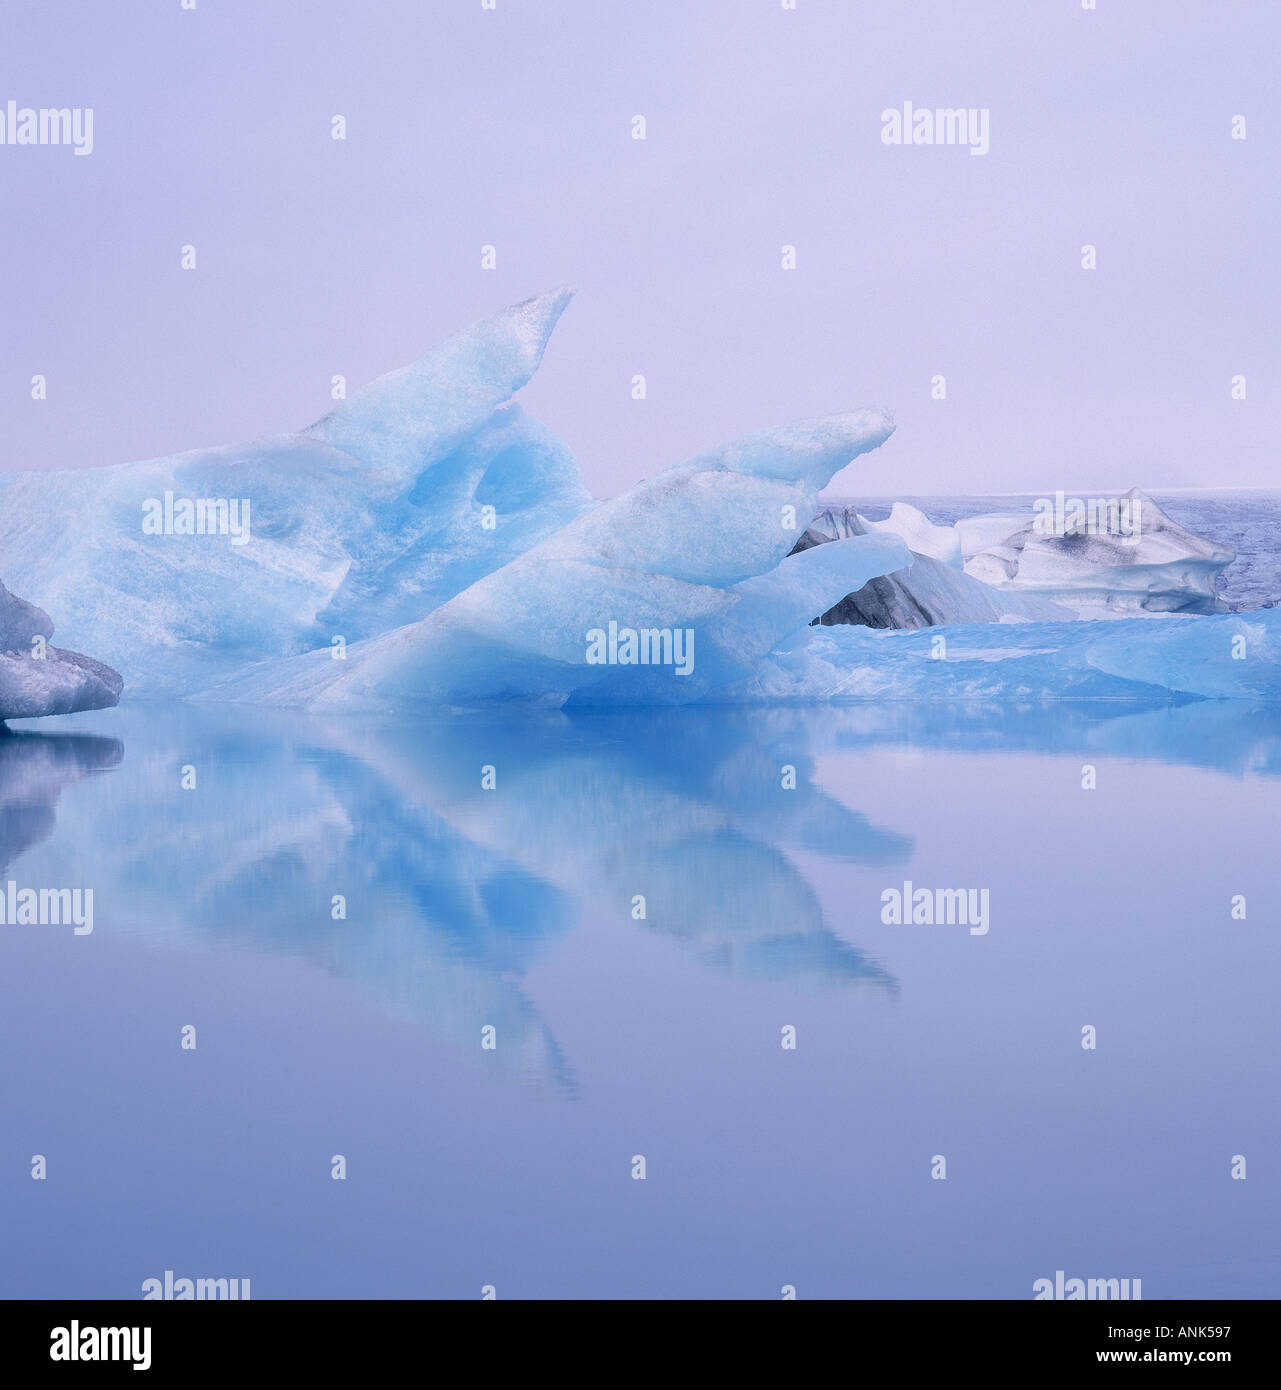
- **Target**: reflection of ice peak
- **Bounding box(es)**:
[335,713,906,989]
[693,932,895,988]
[823,696,1281,778]
[631,831,896,989]
[57,705,905,1095]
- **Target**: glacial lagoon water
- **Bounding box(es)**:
[2,699,1278,1299]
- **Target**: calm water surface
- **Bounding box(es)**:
[2,700,1278,1298]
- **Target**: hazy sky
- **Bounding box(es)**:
[2,0,1277,498]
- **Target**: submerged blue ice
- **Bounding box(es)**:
[2,291,1279,710]
[738,611,1281,703]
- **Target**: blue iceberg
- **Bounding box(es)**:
[2,290,1279,711]
[734,611,1281,703]
[0,291,589,696]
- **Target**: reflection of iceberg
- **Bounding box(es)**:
[13,695,1281,1098]
[615,830,896,985]
[97,714,582,1094]
[345,709,908,986]
[806,698,1281,778]
[0,729,123,871]
[33,706,906,1093]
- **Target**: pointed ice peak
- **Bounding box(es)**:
[307,288,575,482]
[0,580,54,651]
[678,409,896,492]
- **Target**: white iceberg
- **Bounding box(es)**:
[958,488,1235,615]
[0,581,122,720]
[796,507,1073,629]
[859,501,964,568]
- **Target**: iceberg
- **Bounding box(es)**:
[0,291,590,695]
[793,507,1074,629]
[0,581,122,720]
[3,290,1278,710]
[860,501,964,568]
[205,413,909,708]
[958,488,1236,615]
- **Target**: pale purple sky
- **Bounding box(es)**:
[2,0,1277,498]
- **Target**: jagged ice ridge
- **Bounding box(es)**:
[1,291,1277,713]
